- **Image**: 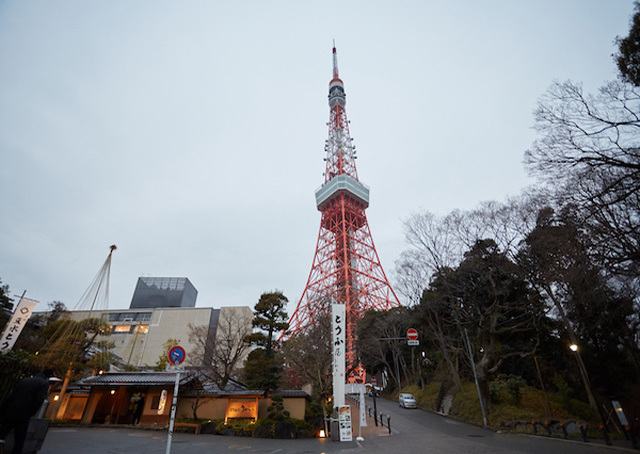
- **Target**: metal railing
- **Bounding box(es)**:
[530,420,638,450]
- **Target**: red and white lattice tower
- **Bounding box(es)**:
[287,46,402,372]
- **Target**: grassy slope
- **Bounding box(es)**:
[401,381,598,430]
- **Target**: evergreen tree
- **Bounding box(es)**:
[243,291,289,393]
[420,239,546,413]
[245,291,289,354]
[0,278,14,330]
[616,2,640,86]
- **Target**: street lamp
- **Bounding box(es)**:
[568,342,597,410]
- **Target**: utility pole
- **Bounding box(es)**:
[464,328,487,428]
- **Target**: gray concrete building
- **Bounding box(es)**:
[67,305,253,368]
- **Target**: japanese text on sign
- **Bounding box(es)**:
[0,296,38,354]
[332,303,346,408]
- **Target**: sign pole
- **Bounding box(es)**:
[165,371,180,454]
[357,384,365,441]
[395,352,401,395]
[165,345,185,454]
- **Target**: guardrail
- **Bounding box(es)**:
[529,420,638,450]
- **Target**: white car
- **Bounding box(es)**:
[398,392,417,409]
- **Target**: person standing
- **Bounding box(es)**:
[0,368,54,454]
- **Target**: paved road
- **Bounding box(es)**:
[38,398,637,454]
[369,395,636,453]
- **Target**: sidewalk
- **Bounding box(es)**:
[348,403,390,439]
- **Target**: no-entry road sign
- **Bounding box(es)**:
[407,328,418,340]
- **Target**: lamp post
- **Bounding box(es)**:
[568,343,598,410]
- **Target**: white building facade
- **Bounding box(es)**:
[66,306,253,369]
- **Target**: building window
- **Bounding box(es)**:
[108,312,152,322]
[109,313,131,322]
[135,312,151,321]
[135,325,149,334]
[113,325,133,333]
[150,395,160,410]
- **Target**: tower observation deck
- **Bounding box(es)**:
[287,46,401,375]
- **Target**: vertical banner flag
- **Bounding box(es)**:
[332,303,346,408]
[0,296,38,353]
[359,385,367,428]
[345,383,367,428]
[158,389,168,414]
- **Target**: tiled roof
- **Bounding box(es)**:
[80,372,193,387]
[68,388,90,395]
[183,389,262,397]
[182,388,311,399]
[76,372,310,400]
[276,390,311,398]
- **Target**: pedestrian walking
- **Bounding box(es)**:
[0,368,54,454]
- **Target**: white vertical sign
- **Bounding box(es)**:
[157,389,167,414]
[359,385,367,428]
[0,296,38,353]
[332,303,346,408]
[345,383,367,429]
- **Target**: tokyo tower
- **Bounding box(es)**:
[287,46,402,371]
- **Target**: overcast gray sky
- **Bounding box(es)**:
[0,1,634,315]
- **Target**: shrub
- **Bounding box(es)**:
[215,417,314,438]
[490,375,527,406]
[402,383,441,411]
[216,419,257,436]
[288,417,314,436]
[175,417,208,424]
[267,395,290,421]
[552,374,574,414]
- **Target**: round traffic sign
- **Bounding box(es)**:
[407,328,418,340]
[168,346,186,365]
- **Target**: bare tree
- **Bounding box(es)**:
[395,192,544,306]
[357,308,414,389]
[188,308,252,390]
[526,80,640,186]
[189,395,210,420]
[395,210,467,307]
[282,313,332,408]
[524,80,640,277]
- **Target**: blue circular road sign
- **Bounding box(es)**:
[168,346,186,365]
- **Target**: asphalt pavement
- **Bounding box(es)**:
[36,397,639,454]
